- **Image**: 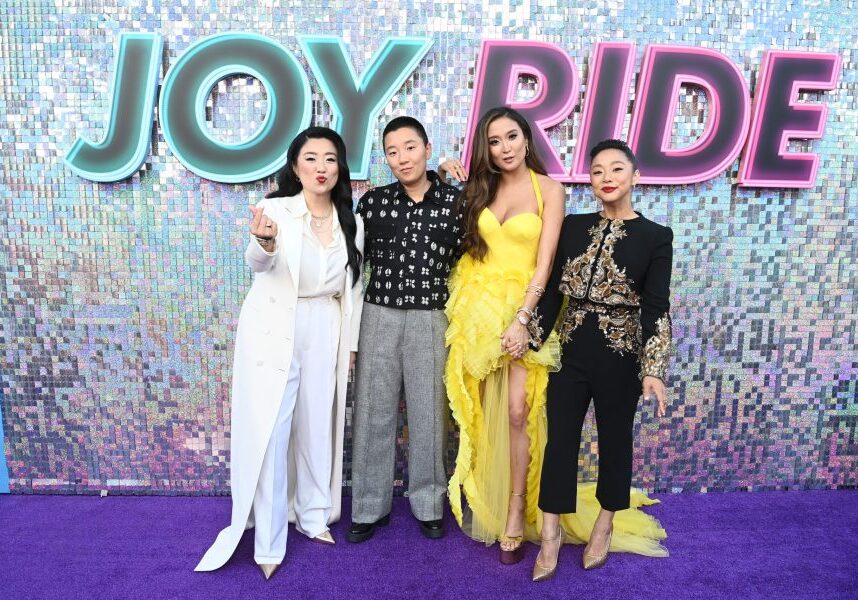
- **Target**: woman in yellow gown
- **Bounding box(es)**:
[443,107,668,567]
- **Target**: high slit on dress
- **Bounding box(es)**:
[445,171,667,555]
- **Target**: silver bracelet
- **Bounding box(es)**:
[515,306,533,326]
[516,306,534,318]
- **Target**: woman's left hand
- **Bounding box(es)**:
[438,158,468,183]
[501,321,530,360]
[642,376,667,417]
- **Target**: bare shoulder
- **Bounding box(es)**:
[536,175,566,206]
[536,174,565,202]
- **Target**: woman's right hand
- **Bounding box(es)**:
[438,158,468,183]
[250,206,277,248]
[500,321,530,360]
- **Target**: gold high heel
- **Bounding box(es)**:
[532,527,563,582]
[313,530,335,545]
[258,563,280,580]
[582,527,613,570]
[499,491,526,565]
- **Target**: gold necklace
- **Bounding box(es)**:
[310,208,333,229]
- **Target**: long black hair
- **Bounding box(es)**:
[266,126,362,285]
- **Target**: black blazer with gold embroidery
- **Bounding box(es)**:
[538,211,673,381]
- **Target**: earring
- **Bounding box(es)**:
[525,145,530,157]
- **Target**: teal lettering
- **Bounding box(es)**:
[64,33,162,181]
[300,36,432,179]
[159,32,311,183]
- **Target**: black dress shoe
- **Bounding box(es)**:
[418,518,445,539]
[347,513,391,543]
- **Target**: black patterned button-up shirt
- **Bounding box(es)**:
[356,171,462,310]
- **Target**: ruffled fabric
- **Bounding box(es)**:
[445,255,560,544]
[445,254,667,556]
[445,256,561,379]
[557,483,667,556]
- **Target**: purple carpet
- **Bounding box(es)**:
[1,490,856,598]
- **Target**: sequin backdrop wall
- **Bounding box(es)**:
[0,1,856,494]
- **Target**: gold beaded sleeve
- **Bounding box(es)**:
[525,308,544,347]
[639,226,674,381]
[641,314,672,380]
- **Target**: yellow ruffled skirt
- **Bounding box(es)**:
[445,258,668,557]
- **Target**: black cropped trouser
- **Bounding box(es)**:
[538,312,641,513]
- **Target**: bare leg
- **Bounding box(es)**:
[536,511,562,568]
[501,361,529,550]
[585,508,615,555]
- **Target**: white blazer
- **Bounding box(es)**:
[196,192,364,571]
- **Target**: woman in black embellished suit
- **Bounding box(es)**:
[531,139,672,580]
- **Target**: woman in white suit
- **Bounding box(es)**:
[196,127,364,580]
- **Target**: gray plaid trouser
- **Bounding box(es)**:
[350,302,448,523]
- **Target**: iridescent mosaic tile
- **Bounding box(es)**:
[0,0,855,495]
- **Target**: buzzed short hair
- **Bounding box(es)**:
[382,116,429,146]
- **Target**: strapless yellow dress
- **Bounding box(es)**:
[445,170,667,556]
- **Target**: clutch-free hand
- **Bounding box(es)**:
[438,158,468,183]
[250,205,278,240]
[642,376,667,417]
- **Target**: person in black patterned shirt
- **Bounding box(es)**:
[348,117,461,543]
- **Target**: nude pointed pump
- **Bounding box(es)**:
[532,528,563,582]
[258,563,280,580]
[582,528,612,570]
[313,530,336,545]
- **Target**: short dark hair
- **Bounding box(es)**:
[589,139,638,170]
[382,116,429,146]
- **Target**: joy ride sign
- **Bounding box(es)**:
[64,32,841,188]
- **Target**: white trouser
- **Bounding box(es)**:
[252,296,340,564]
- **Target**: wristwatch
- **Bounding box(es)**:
[516,312,530,326]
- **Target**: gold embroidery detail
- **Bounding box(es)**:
[588,219,640,306]
[559,218,640,307]
[596,308,640,355]
[526,308,545,347]
[558,222,604,299]
[641,315,672,380]
[555,217,664,363]
[558,300,640,354]
[557,304,586,343]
